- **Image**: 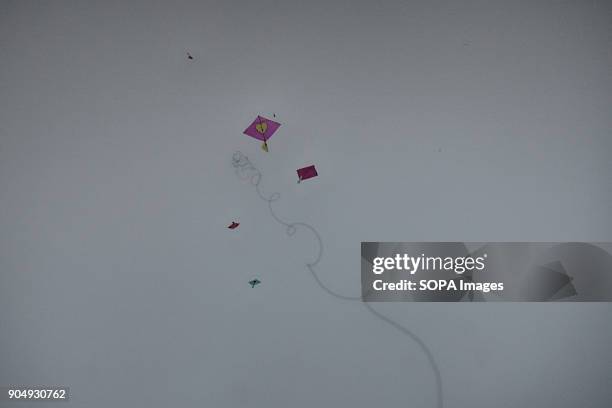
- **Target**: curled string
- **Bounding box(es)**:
[232,151,443,408]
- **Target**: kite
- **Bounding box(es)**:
[187,52,194,60]
[228,221,240,229]
[249,279,261,288]
[243,115,281,152]
[297,165,318,183]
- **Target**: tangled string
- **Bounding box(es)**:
[232,151,443,408]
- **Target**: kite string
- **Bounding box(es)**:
[231,150,443,408]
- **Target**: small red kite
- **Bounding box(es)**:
[297,165,318,183]
[228,221,240,229]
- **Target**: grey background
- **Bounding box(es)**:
[1,0,611,407]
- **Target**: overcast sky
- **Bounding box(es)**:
[1,1,611,407]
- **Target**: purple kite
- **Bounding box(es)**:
[243,115,281,152]
[297,165,318,183]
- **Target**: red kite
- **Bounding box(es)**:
[297,165,318,183]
